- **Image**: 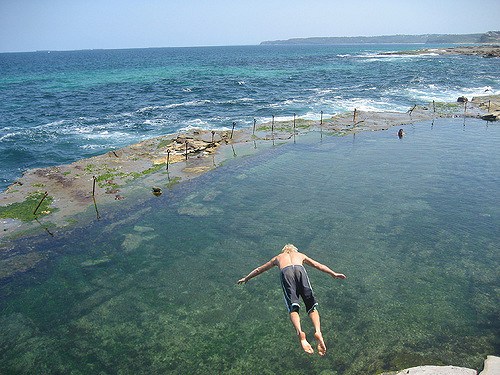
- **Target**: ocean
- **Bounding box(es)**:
[1,45,499,374]
[1,44,499,191]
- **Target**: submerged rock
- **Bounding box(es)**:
[177,203,222,217]
[81,257,112,267]
[122,232,157,252]
[133,225,155,233]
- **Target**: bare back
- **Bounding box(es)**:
[237,245,346,285]
[274,252,307,269]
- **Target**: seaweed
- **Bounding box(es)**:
[0,191,56,221]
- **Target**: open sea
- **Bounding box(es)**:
[0,45,499,374]
[1,44,499,191]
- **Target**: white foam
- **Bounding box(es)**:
[404,85,496,103]
[136,100,211,113]
[356,52,436,63]
[218,97,255,105]
[143,119,170,126]
[0,131,20,141]
[80,144,113,150]
[301,111,336,120]
[82,131,131,140]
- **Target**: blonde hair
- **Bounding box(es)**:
[281,244,298,254]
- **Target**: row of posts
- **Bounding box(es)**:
[34,98,494,230]
[175,97,494,167]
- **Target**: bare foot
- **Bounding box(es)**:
[314,332,327,356]
[298,331,314,354]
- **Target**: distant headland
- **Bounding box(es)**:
[260,31,500,45]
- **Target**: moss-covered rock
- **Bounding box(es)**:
[0,192,56,222]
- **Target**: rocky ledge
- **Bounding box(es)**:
[381,355,500,375]
[1,95,499,248]
[382,45,500,58]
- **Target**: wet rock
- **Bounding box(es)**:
[481,114,498,121]
[152,187,162,196]
[457,96,468,103]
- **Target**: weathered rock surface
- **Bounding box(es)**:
[392,365,476,375]
[479,355,500,375]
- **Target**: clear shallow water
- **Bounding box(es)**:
[0,118,498,374]
[1,44,499,191]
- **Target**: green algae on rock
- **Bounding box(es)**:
[0,191,56,222]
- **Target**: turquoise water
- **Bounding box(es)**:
[1,45,499,191]
[0,118,498,374]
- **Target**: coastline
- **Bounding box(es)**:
[0,95,498,374]
[382,45,500,58]
[1,94,499,248]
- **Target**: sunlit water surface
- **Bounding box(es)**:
[0,118,499,374]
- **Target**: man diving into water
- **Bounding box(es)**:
[237,244,346,356]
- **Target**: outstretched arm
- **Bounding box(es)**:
[303,256,346,279]
[237,257,277,284]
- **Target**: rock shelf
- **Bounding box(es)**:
[1,95,499,246]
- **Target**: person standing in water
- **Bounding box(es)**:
[237,244,346,356]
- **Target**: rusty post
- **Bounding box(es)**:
[166,149,171,171]
[93,195,101,221]
[293,113,296,133]
[185,141,188,161]
[320,110,323,126]
[91,176,100,220]
[271,115,274,136]
[253,118,256,135]
[33,191,49,215]
[231,122,236,139]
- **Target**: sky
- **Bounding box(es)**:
[1,0,499,52]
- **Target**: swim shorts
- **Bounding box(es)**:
[280,264,318,314]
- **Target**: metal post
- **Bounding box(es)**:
[33,191,49,215]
